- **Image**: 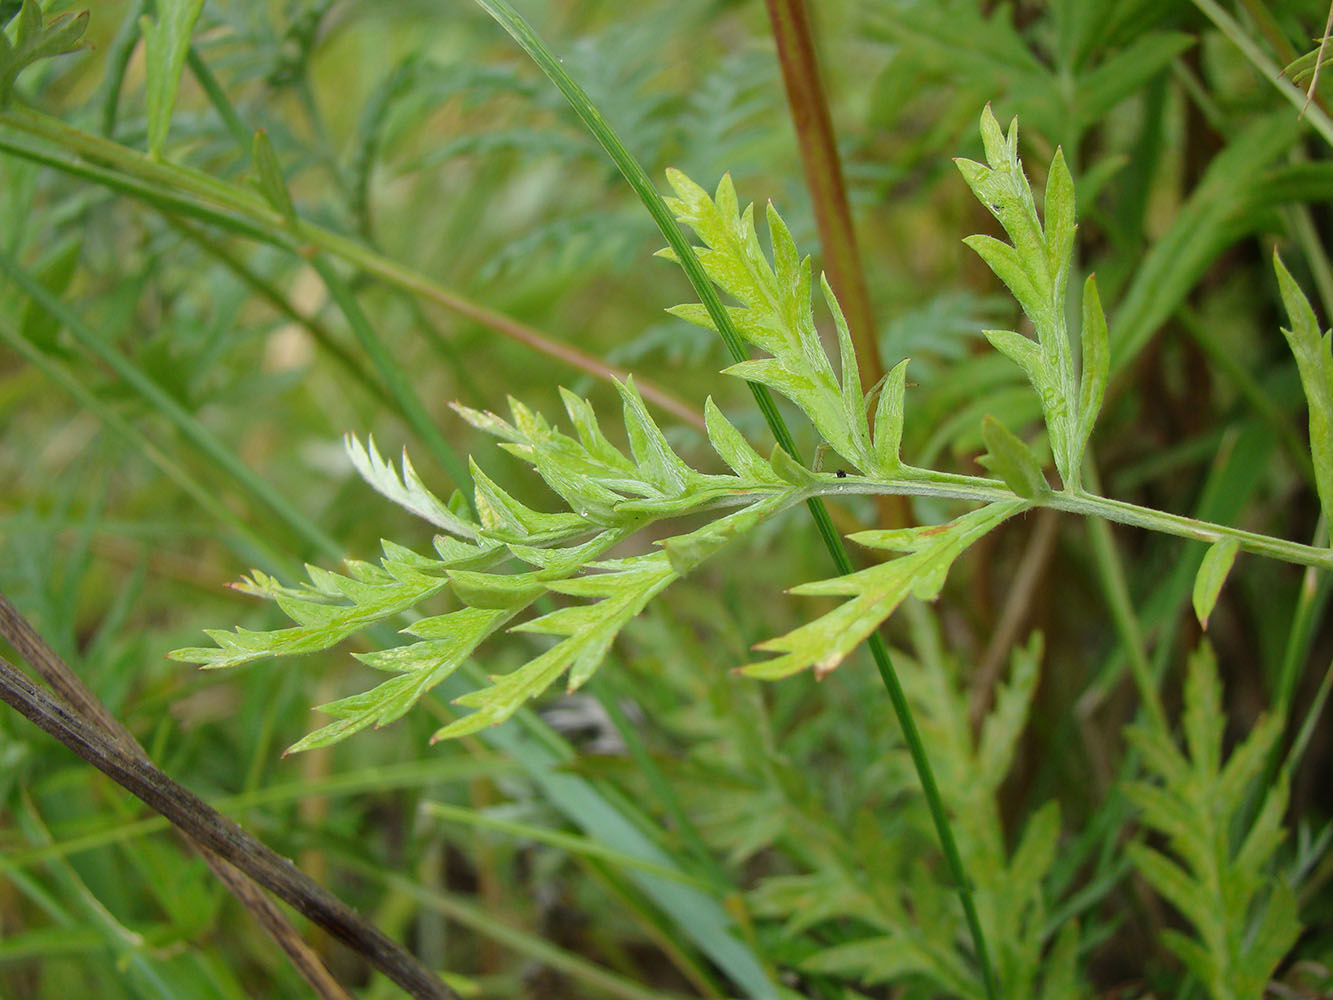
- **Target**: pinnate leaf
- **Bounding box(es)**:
[741,501,1027,680]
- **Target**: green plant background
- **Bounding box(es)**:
[1,1,1331,998]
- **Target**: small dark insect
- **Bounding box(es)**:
[836,469,847,478]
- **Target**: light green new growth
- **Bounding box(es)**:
[1125,644,1301,1000]
[1274,251,1333,527]
[955,105,1108,492]
[174,111,1333,759]
[0,0,88,105]
[139,0,206,159]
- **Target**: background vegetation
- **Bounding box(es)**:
[1,1,1332,997]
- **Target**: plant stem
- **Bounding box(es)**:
[471,3,999,996]
[0,651,457,1000]
[0,247,344,562]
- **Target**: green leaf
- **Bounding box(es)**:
[346,434,479,539]
[251,129,295,220]
[1074,274,1109,467]
[958,107,1090,489]
[0,0,87,105]
[435,555,677,738]
[616,376,695,495]
[978,415,1050,498]
[742,501,1027,679]
[870,359,910,474]
[767,443,818,487]
[1274,251,1333,526]
[703,397,780,483]
[664,170,869,468]
[1127,642,1301,999]
[140,0,205,159]
[1043,147,1076,289]
[285,608,510,754]
[1192,537,1239,629]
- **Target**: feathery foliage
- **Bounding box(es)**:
[174,110,1333,774]
[1125,644,1302,1000]
[6,3,1333,994]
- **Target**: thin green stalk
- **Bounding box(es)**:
[1275,517,1331,714]
[1177,304,1312,480]
[98,0,151,138]
[0,107,705,430]
[590,674,735,892]
[168,43,473,479]
[472,3,998,996]
[421,801,709,889]
[0,248,343,561]
[186,46,251,155]
[1082,508,1166,734]
[0,758,515,878]
[165,216,395,409]
[687,474,1333,571]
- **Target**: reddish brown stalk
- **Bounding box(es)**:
[763,0,881,392]
[765,0,909,525]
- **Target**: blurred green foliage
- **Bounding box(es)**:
[2,1,1333,997]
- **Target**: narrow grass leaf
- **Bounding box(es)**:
[251,129,295,220]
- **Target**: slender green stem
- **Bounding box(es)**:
[421,800,710,890]
[0,314,289,575]
[682,472,1333,571]
[342,856,687,1000]
[165,216,395,409]
[186,46,251,154]
[590,674,735,892]
[471,3,998,996]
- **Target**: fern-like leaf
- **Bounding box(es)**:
[955,106,1108,490]
[174,376,799,748]
[661,172,891,474]
[0,0,87,105]
[740,501,1028,680]
[1124,643,1301,1000]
